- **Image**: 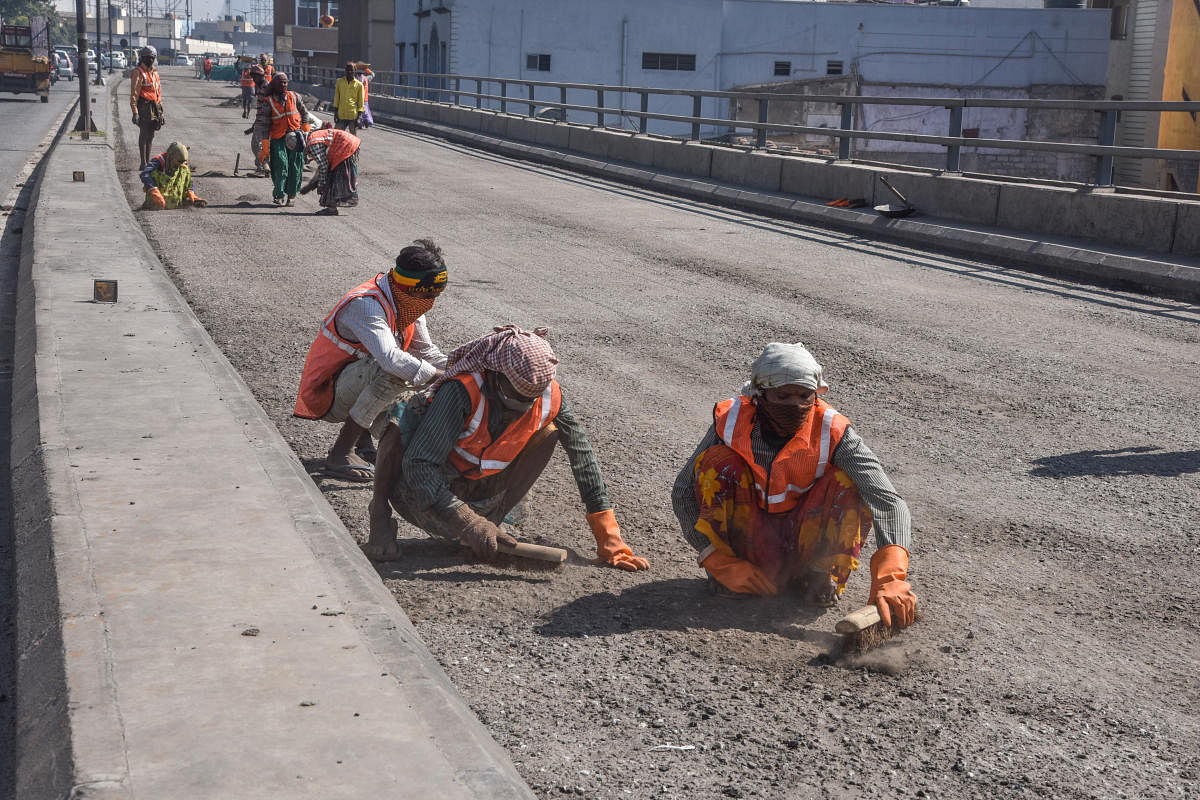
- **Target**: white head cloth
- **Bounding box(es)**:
[740,342,829,398]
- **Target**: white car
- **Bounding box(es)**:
[173,54,191,66]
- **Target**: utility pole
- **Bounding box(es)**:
[75,0,91,139]
[107,3,113,74]
[94,0,104,84]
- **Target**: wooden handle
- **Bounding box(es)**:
[835,605,881,634]
[877,175,910,206]
[497,541,567,563]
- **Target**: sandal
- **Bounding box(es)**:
[355,445,377,464]
[320,462,374,483]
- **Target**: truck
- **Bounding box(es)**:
[0,24,51,102]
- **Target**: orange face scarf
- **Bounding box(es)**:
[388,275,438,331]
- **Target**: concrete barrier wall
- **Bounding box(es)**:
[305,85,1200,258]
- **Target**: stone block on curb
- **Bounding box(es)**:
[781,158,875,203]
[996,184,1176,254]
[1171,201,1200,257]
[607,134,656,166]
[710,148,785,192]
[650,140,714,178]
[567,127,612,159]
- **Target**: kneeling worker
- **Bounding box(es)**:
[671,342,916,629]
[293,239,449,482]
[140,141,206,209]
[365,325,651,572]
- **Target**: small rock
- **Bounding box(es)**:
[299,700,317,707]
[241,627,260,637]
[722,788,743,798]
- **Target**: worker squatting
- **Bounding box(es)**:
[293,240,917,630]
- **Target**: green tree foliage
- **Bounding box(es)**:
[0,0,72,46]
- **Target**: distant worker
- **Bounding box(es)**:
[140,141,206,210]
[364,325,651,571]
[242,64,270,175]
[293,239,450,483]
[130,45,163,167]
[333,61,364,134]
[261,73,310,206]
[356,63,374,130]
[671,342,916,630]
[239,61,255,117]
[294,125,360,216]
[260,54,273,79]
[203,56,212,80]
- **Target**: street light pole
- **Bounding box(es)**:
[75,0,91,139]
[94,0,103,84]
[107,4,113,74]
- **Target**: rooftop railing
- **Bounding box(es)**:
[300,67,1200,189]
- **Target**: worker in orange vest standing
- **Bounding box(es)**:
[294,125,361,215]
[202,56,212,80]
[239,62,255,117]
[293,239,450,484]
[129,45,164,167]
[262,74,310,205]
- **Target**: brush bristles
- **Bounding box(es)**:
[840,621,896,655]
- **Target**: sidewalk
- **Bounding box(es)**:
[12,84,534,798]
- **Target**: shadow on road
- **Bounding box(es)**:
[535,578,833,643]
[1030,446,1200,478]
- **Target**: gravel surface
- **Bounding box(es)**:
[115,73,1200,799]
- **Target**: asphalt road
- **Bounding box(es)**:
[117,74,1200,799]
[0,77,77,800]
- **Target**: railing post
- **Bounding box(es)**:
[560,85,567,121]
[756,97,769,149]
[1095,109,1117,187]
[475,79,482,109]
[528,83,535,117]
[597,88,605,127]
[453,76,460,106]
[500,80,507,114]
[838,102,854,160]
[639,91,649,134]
[692,94,702,140]
[946,104,963,172]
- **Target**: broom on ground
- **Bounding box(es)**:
[835,604,902,655]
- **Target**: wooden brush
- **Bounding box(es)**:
[835,605,898,655]
[497,541,567,563]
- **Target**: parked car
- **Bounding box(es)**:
[172,53,190,66]
[54,51,73,80]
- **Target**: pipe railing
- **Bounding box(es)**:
[300,67,1200,188]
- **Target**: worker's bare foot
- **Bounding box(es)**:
[364,515,400,561]
[801,572,839,608]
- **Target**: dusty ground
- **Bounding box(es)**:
[114,70,1199,799]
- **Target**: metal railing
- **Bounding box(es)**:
[300,67,1200,188]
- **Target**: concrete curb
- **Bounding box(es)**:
[13,83,535,799]
[346,102,1200,303]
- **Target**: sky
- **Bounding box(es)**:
[54,0,261,24]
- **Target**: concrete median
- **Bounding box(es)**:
[12,87,535,799]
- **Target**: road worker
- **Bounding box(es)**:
[671,342,916,629]
[202,56,212,80]
[242,64,270,175]
[293,125,360,215]
[333,61,364,134]
[129,45,163,167]
[293,239,449,483]
[239,61,255,117]
[364,325,651,572]
[260,73,311,206]
[139,141,206,210]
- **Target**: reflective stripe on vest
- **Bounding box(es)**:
[240,69,254,87]
[136,66,160,102]
[449,372,561,478]
[713,396,848,513]
[292,274,414,420]
[267,91,300,139]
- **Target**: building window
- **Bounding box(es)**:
[526,53,551,71]
[642,52,696,71]
[774,60,791,77]
[826,60,843,76]
[297,0,320,27]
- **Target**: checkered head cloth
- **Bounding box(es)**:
[430,325,559,398]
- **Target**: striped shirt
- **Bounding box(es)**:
[308,142,331,184]
[401,380,610,515]
[671,423,911,554]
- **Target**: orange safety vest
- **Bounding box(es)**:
[447,372,562,479]
[267,91,301,139]
[306,127,360,170]
[240,68,254,87]
[264,63,274,78]
[135,65,161,102]
[293,275,416,420]
[712,396,850,514]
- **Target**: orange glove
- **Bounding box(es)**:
[301,122,311,132]
[185,190,207,208]
[700,551,777,595]
[586,509,649,571]
[868,544,917,629]
[145,187,166,209]
[258,140,270,163]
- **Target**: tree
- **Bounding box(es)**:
[0,0,71,46]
